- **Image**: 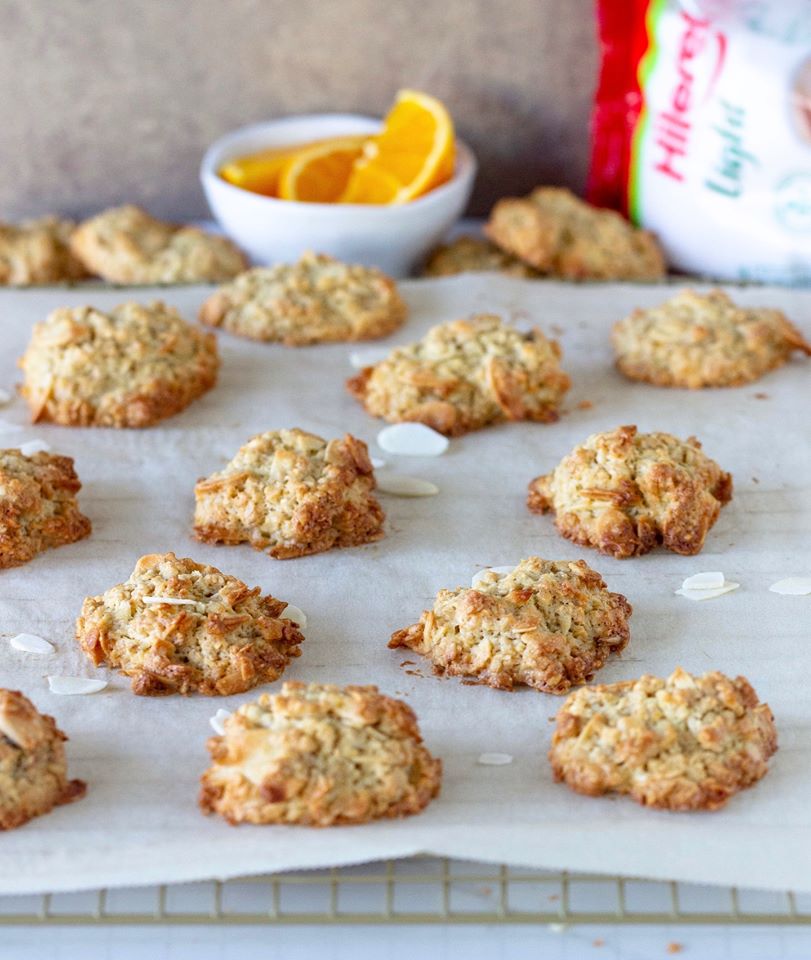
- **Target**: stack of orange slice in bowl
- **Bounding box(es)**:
[219,90,456,205]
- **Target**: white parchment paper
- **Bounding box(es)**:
[0,277,809,895]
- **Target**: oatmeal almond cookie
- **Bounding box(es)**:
[18,300,219,427]
[549,668,777,811]
[76,552,304,696]
[199,251,407,345]
[612,288,811,388]
[69,205,247,284]
[0,449,91,569]
[346,314,570,436]
[528,425,732,559]
[485,187,666,280]
[200,681,442,826]
[0,689,86,830]
[194,428,384,559]
[390,557,632,693]
[0,216,88,285]
[422,235,541,278]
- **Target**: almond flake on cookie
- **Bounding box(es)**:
[471,566,515,588]
[209,708,231,735]
[19,440,51,456]
[280,604,307,629]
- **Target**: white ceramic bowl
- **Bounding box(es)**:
[200,114,477,277]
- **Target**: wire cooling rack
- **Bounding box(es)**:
[1,858,809,925]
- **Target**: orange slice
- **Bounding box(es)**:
[278,137,366,203]
[219,146,303,197]
[340,90,455,205]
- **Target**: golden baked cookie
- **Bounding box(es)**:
[0,689,86,830]
[199,681,442,826]
[612,288,811,388]
[0,449,91,569]
[19,300,219,428]
[528,425,732,558]
[0,217,88,285]
[194,428,385,559]
[485,187,666,280]
[549,667,777,811]
[346,314,570,436]
[390,557,632,693]
[422,235,540,278]
[76,552,304,696]
[199,252,407,345]
[69,205,247,284]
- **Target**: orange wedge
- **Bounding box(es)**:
[340,90,455,205]
[219,146,303,197]
[278,137,366,203]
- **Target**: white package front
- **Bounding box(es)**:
[594,1,811,283]
[638,2,811,282]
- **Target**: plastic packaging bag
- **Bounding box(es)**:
[589,0,811,283]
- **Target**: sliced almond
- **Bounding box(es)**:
[10,633,54,655]
[19,439,51,456]
[471,565,515,588]
[377,423,449,457]
[477,752,513,766]
[769,577,811,596]
[47,676,107,695]
[209,709,231,735]
[141,595,197,606]
[675,582,740,601]
[681,571,725,591]
[281,604,307,629]
[376,474,439,497]
[349,347,389,369]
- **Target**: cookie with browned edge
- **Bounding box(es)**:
[485,187,665,280]
[391,557,631,693]
[19,301,219,427]
[70,205,247,284]
[200,682,441,826]
[194,428,384,559]
[199,252,407,345]
[422,235,540,278]
[612,288,811,388]
[0,449,91,569]
[549,668,777,811]
[0,689,86,830]
[528,425,732,558]
[0,217,87,285]
[76,553,304,696]
[347,314,570,436]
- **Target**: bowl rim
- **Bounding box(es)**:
[200,112,477,216]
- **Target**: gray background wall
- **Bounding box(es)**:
[0,0,598,220]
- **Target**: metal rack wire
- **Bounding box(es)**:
[1,858,809,925]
